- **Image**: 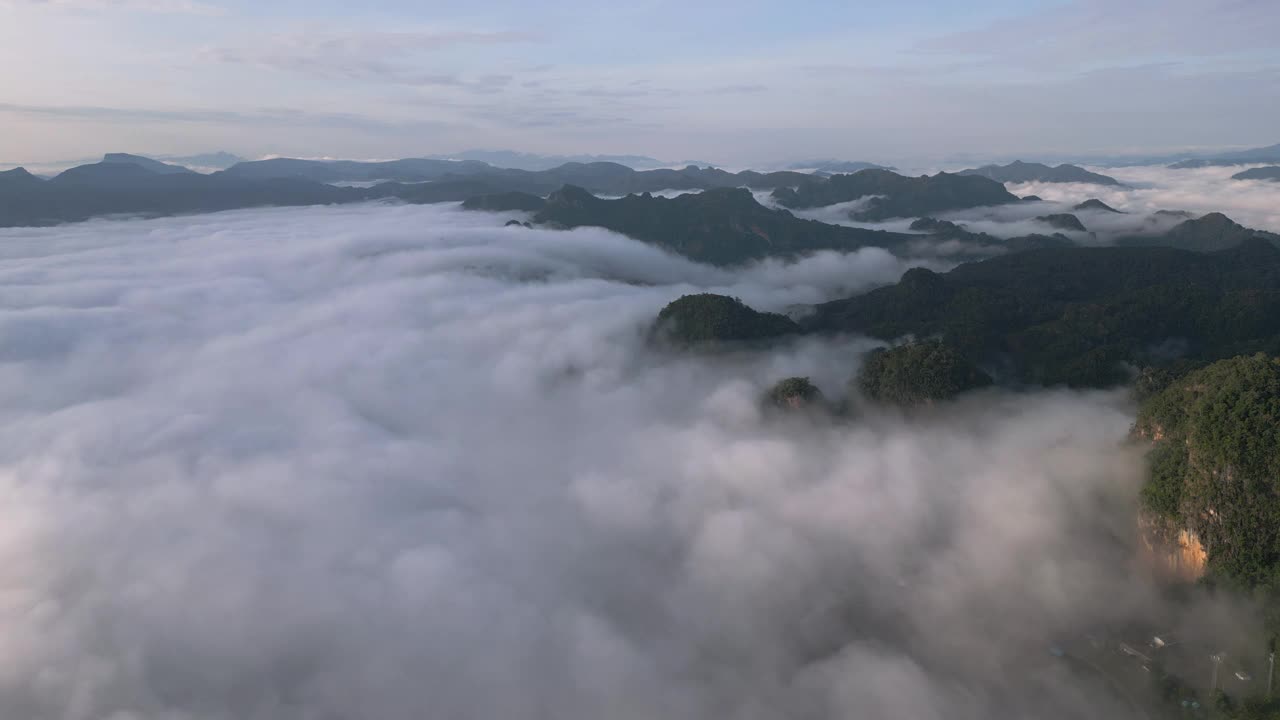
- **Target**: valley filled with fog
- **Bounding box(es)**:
[0,182,1266,718]
[789,164,1280,245]
[7,0,1280,717]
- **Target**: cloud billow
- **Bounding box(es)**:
[0,202,1161,719]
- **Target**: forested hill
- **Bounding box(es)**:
[529,185,917,266]
[799,240,1280,386]
[1135,354,1280,588]
[770,168,1020,220]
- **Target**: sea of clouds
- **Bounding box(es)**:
[0,200,1229,719]
[778,164,1280,245]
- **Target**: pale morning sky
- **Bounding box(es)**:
[1,0,1278,166]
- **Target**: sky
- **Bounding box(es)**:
[1,0,1279,166]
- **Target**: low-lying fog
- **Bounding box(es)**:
[0,200,1253,719]
[781,164,1280,243]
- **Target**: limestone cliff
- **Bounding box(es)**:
[1137,511,1208,583]
[1132,354,1280,587]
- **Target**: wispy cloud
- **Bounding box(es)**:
[0,0,223,15]
[0,101,453,132]
[208,29,538,87]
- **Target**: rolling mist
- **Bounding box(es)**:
[779,164,1280,249]
[0,198,1242,719]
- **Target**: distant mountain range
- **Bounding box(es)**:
[156,151,243,170]
[101,153,195,175]
[771,169,1021,221]
[1168,143,1280,169]
[527,185,917,266]
[2,153,1276,269]
[957,161,1123,186]
[0,157,363,227]
[463,182,1275,266]
[219,156,816,195]
[969,141,1280,168]
[427,150,671,171]
[0,153,824,228]
[781,160,894,174]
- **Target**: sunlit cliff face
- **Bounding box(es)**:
[1138,516,1209,583]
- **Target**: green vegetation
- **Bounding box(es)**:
[654,294,799,347]
[1139,442,1190,519]
[763,377,825,411]
[856,340,992,406]
[0,154,821,230]
[1136,354,1280,587]
[806,242,1280,387]
[534,185,915,267]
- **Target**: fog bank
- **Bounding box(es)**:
[0,202,1163,719]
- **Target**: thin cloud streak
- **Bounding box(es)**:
[0,101,456,133]
[208,29,540,87]
[0,0,223,14]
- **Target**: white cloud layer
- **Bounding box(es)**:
[779,164,1280,243]
[0,201,1211,719]
[1005,164,1280,234]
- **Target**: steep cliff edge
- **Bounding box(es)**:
[1133,354,1280,587]
[1137,512,1209,582]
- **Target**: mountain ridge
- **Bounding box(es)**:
[958,160,1123,186]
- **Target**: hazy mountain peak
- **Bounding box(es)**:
[1168,141,1280,168]
[0,167,44,189]
[958,161,1122,186]
[102,153,196,175]
[1074,199,1122,213]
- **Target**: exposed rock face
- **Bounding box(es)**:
[1132,354,1280,587]
[1138,512,1208,583]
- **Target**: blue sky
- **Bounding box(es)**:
[1,0,1278,165]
